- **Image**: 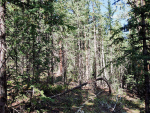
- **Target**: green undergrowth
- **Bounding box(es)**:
[80,89,145,113]
[39,83,66,96]
[8,81,145,113]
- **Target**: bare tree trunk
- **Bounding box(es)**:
[57,40,63,77]
[85,26,89,82]
[102,37,108,87]
[78,39,81,85]
[110,42,113,77]
[46,33,51,83]
[63,49,67,85]
[76,4,81,85]
[91,2,97,90]
[96,29,101,86]
[47,33,54,84]
[99,37,103,86]
[92,2,97,79]
[60,27,67,84]
[0,2,7,112]
[93,24,97,78]
[47,10,55,84]
[50,33,54,84]
[102,38,106,79]
[108,0,113,78]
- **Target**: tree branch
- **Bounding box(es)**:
[50,77,111,98]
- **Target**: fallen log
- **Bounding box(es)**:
[50,77,111,99]
[96,77,111,94]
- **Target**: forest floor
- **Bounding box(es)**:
[51,81,145,113]
[60,87,145,113]
[9,81,145,113]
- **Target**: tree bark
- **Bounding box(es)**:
[0,2,7,113]
[76,4,81,85]
[85,26,89,82]
[58,40,63,76]
[102,38,107,79]
[92,2,97,80]
[141,3,149,113]
[135,0,150,112]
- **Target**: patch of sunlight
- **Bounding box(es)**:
[124,107,140,113]
[72,105,78,108]
[7,96,11,99]
[85,102,94,106]
[129,109,140,113]
[139,103,145,108]
[89,95,96,100]
[136,99,145,108]
[117,88,124,95]
[88,91,96,95]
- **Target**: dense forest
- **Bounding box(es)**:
[0,0,149,112]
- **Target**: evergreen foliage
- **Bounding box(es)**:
[0,0,149,112]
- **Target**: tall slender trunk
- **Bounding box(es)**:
[133,0,150,112]
[110,37,113,77]
[58,40,63,76]
[35,34,41,82]
[107,0,113,79]
[92,2,97,79]
[92,2,97,90]
[46,33,53,84]
[102,37,108,87]
[0,2,7,112]
[100,38,103,76]
[76,4,81,85]
[102,38,106,79]
[93,24,97,78]
[26,0,30,87]
[32,32,35,81]
[62,49,67,84]
[97,29,102,86]
[46,33,51,83]
[51,33,54,84]
[78,39,81,85]
[47,10,54,84]
[141,1,149,112]
[85,26,89,82]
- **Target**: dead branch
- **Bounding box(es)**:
[50,77,111,99]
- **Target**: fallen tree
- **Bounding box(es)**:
[50,77,111,98]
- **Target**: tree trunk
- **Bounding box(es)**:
[85,26,89,82]
[50,33,54,84]
[134,0,150,112]
[46,33,51,83]
[0,2,7,113]
[141,3,149,113]
[92,2,97,90]
[76,4,81,85]
[32,30,35,81]
[63,49,67,85]
[78,39,81,85]
[102,38,107,79]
